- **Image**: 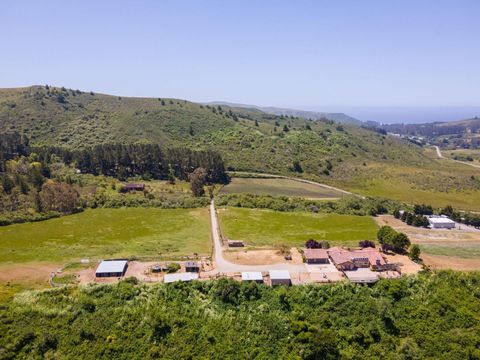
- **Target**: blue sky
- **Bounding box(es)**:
[1,0,479,122]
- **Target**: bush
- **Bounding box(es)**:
[409,244,421,261]
[166,263,180,273]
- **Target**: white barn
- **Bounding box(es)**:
[428,216,456,229]
[95,260,128,278]
[269,270,291,286]
[241,272,263,283]
[164,273,199,283]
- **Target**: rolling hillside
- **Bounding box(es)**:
[204,101,362,125]
[1,86,480,209]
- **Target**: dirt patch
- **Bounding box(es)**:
[223,248,303,265]
[383,253,422,274]
[421,254,480,271]
[0,263,60,285]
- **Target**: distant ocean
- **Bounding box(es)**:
[312,106,480,124]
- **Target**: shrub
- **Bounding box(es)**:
[166,263,180,273]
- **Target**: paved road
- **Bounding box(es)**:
[208,200,306,274]
[434,146,480,169]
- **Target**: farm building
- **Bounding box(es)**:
[227,240,244,247]
[121,183,145,192]
[241,272,263,283]
[95,260,128,278]
[344,268,379,284]
[164,273,199,283]
[185,261,200,272]
[303,249,329,264]
[269,270,291,286]
[151,264,167,273]
[427,216,456,229]
[328,247,391,272]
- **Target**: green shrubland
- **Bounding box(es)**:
[1,272,479,359]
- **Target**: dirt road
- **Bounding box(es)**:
[227,171,359,197]
[434,146,480,169]
[209,200,306,273]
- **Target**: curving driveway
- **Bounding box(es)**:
[208,200,306,274]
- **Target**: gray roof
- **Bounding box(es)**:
[241,272,263,281]
[96,260,128,274]
[164,273,199,283]
[269,270,291,280]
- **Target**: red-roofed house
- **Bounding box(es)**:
[303,249,329,264]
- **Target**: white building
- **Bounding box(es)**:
[269,270,291,286]
[427,216,456,229]
[241,272,263,283]
[164,272,199,283]
[95,260,128,278]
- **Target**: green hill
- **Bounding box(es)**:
[1,86,480,209]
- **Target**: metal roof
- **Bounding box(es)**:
[344,269,379,283]
[96,260,128,274]
[164,273,199,283]
[428,216,455,224]
[269,270,291,280]
[241,272,263,281]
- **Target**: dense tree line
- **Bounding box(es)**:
[35,144,229,184]
[441,205,480,228]
[0,132,30,172]
[1,272,479,359]
[394,209,429,227]
[217,193,402,216]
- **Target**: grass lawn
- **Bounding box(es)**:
[419,243,480,259]
[219,177,344,199]
[218,207,378,247]
[0,208,211,264]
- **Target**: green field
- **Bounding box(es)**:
[219,177,345,199]
[218,207,378,247]
[336,157,480,211]
[0,208,211,264]
[419,243,480,259]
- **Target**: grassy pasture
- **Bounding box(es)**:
[0,208,211,264]
[338,160,480,211]
[219,177,345,199]
[218,207,378,247]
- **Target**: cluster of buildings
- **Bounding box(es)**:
[304,247,394,272]
[94,247,397,286]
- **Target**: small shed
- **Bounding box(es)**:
[228,240,245,247]
[304,249,329,264]
[96,260,128,278]
[151,264,167,273]
[241,272,263,283]
[164,273,199,283]
[269,270,291,286]
[122,183,145,192]
[185,261,200,273]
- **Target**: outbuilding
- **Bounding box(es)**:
[164,273,199,283]
[121,183,145,192]
[228,240,245,247]
[269,270,291,286]
[95,260,128,278]
[241,272,263,283]
[303,249,329,264]
[185,261,200,272]
[428,216,456,229]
